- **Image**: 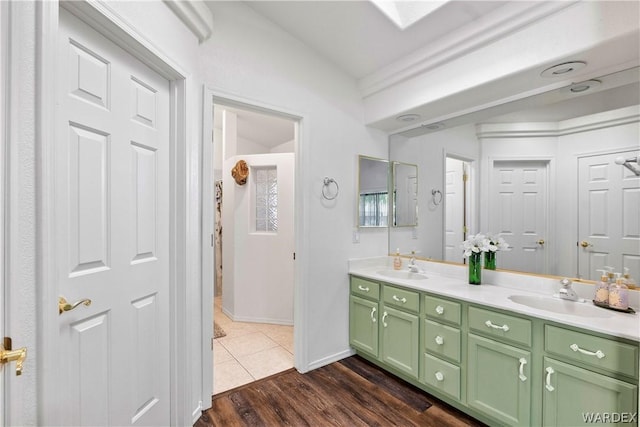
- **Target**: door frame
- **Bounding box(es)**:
[203,86,308,372]
[1,1,7,425]
[37,1,191,425]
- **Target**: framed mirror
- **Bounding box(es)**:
[388,66,640,281]
[358,155,389,227]
[392,161,418,227]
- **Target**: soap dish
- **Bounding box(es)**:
[592,300,636,314]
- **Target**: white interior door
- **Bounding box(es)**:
[578,151,640,280]
[54,9,171,425]
[444,158,466,263]
[231,153,295,323]
[489,160,548,273]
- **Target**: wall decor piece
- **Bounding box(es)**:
[231,159,249,185]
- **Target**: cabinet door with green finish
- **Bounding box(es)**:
[349,295,379,357]
[467,334,532,426]
[381,305,420,379]
[543,357,638,427]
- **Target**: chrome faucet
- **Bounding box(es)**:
[558,278,579,301]
[408,256,420,273]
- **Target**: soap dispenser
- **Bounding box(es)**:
[594,269,609,304]
[608,272,629,310]
[393,249,402,270]
[623,267,637,290]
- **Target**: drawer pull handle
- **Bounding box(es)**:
[545,367,555,392]
[358,285,370,292]
[392,295,407,304]
[370,306,377,323]
[434,371,444,382]
[518,358,528,382]
[485,320,509,332]
[569,343,605,359]
[435,305,444,315]
[382,311,388,328]
[435,335,444,345]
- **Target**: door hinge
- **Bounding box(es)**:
[211,337,214,350]
[463,173,469,182]
[293,252,296,260]
[211,234,214,247]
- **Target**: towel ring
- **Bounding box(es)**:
[322,177,339,200]
[431,189,443,206]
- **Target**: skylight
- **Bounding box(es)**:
[370,0,450,30]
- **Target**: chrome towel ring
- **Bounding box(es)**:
[431,189,443,206]
[322,177,339,200]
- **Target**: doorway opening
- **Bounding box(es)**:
[212,102,297,394]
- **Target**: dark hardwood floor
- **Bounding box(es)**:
[195,355,485,427]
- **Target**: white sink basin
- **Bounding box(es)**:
[377,270,428,280]
[508,295,611,318]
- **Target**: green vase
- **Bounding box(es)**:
[484,251,496,270]
[468,252,482,285]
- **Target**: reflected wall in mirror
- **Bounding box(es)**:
[389,67,640,282]
[392,161,418,227]
[358,155,389,227]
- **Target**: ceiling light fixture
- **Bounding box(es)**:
[421,122,445,131]
[540,61,586,78]
[567,79,601,94]
[396,114,421,123]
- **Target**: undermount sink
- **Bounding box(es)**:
[377,270,428,280]
[508,295,611,318]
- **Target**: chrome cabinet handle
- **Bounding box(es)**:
[435,335,444,345]
[545,367,555,392]
[58,296,92,315]
[570,343,605,359]
[358,285,370,292]
[370,306,377,323]
[435,305,444,315]
[518,358,528,382]
[382,311,388,328]
[485,320,509,332]
[392,295,407,304]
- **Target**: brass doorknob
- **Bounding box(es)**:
[580,241,593,248]
[58,296,92,315]
[537,239,545,245]
[1,337,27,376]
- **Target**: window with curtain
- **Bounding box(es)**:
[359,192,388,227]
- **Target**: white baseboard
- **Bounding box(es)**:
[301,348,355,373]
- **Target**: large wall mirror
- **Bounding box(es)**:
[389,66,640,282]
[358,155,389,227]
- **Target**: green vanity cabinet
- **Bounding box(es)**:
[542,357,638,427]
[380,285,420,379]
[349,277,380,357]
[349,274,639,427]
[467,334,532,426]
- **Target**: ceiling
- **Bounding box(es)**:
[211,1,639,142]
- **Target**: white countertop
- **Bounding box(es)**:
[349,257,640,342]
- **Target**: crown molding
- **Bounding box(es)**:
[476,106,640,139]
[359,1,577,98]
[163,0,213,43]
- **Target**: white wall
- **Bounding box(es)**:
[390,124,480,259]
[201,1,388,369]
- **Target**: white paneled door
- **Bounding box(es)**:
[54,9,170,426]
[578,151,640,281]
[444,158,467,263]
[489,160,549,274]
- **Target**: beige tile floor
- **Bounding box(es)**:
[213,296,294,394]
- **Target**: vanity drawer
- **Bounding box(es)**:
[469,306,532,348]
[350,276,380,300]
[424,319,461,363]
[422,353,461,401]
[424,295,461,326]
[383,285,419,313]
[545,325,639,379]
